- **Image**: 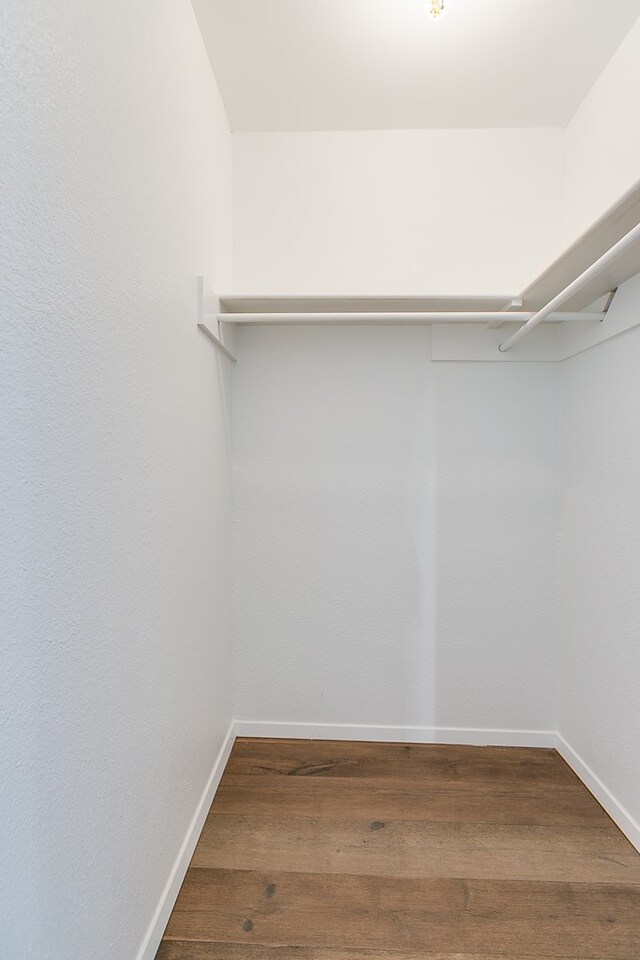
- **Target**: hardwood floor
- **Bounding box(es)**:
[156,739,640,960]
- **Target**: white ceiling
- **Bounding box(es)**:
[193,0,640,131]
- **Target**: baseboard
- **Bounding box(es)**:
[232,719,557,748]
[135,721,236,960]
[556,734,640,854]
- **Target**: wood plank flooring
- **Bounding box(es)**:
[156,739,640,960]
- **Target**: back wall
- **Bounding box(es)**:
[232,325,560,737]
[232,128,565,296]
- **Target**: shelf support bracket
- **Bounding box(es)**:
[486,298,523,329]
[197,276,237,362]
[602,288,618,318]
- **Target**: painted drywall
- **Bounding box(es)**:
[232,326,559,733]
[558,273,640,839]
[0,2,233,958]
[564,14,640,244]
[434,360,560,730]
[232,129,565,296]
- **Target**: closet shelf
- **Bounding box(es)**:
[218,295,515,315]
[522,179,640,312]
[210,181,640,353]
[217,310,604,325]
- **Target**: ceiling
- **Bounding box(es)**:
[192,0,640,131]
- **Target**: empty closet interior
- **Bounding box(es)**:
[3,2,640,959]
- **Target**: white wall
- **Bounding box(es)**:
[434,360,560,731]
[232,326,559,735]
[564,14,640,244]
[558,273,640,839]
[0,2,233,958]
[233,129,564,296]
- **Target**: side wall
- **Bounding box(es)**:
[232,326,559,739]
[558,274,640,846]
[232,129,564,296]
[0,2,233,957]
[564,14,640,245]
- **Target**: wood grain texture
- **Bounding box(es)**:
[157,944,616,960]
[226,739,579,785]
[164,868,640,957]
[157,940,620,960]
[213,773,609,826]
[155,739,640,960]
[192,814,640,884]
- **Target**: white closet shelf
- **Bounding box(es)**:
[218,295,515,315]
[220,180,640,317]
[218,310,603,325]
[203,181,640,357]
[522,178,640,312]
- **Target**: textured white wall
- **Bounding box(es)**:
[434,361,560,730]
[232,326,559,733]
[564,14,640,244]
[558,273,640,835]
[232,129,564,296]
[0,2,233,958]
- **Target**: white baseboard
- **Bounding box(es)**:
[135,722,236,960]
[233,719,557,748]
[556,734,640,853]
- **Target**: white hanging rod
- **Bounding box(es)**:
[499,220,640,352]
[218,311,604,326]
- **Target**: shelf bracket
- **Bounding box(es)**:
[197,276,237,362]
[486,298,523,329]
[602,288,618,318]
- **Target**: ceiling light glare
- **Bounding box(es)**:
[428,0,445,20]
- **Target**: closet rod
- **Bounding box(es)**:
[218,311,604,325]
[499,220,640,352]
